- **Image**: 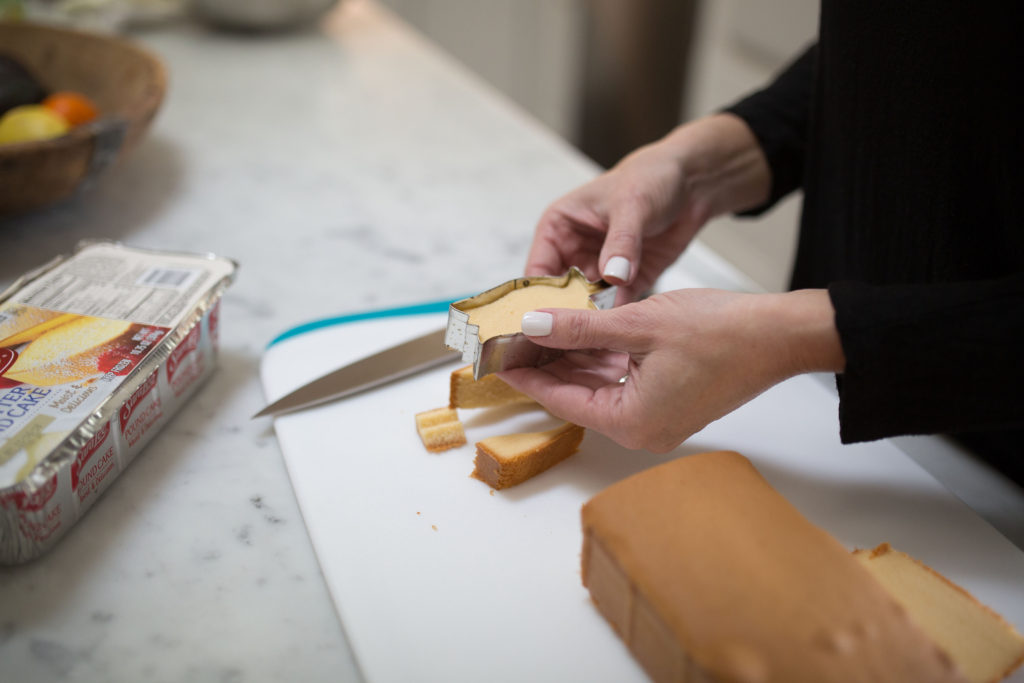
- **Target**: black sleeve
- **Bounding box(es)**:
[722,43,817,215]
[829,273,1024,442]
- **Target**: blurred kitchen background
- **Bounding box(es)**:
[377,0,819,292]
[9,0,818,292]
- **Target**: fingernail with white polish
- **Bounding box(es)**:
[603,256,631,282]
[521,311,553,336]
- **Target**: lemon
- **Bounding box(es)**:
[0,105,70,144]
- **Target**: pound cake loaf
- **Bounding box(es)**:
[854,543,1024,683]
[473,422,584,489]
[581,451,977,683]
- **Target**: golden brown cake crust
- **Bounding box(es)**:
[581,451,968,683]
[448,364,533,409]
[472,422,584,489]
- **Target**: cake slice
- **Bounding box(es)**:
[473,422,584,489]
[0,305,79,347]
[465,274,597,342]
[854,543,1024,683]
[414,407,466,453]
[581,451,969,683]
[5,316,132,386]
[449,364,533,409]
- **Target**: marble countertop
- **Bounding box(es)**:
[1,2,1022,682]
[0,2,601,680]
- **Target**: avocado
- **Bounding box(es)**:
[0,53,47,117]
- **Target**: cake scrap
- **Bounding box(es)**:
[449,364,532,409]
[473,422,584,490]
[416,366,585,489]
[414,407,466,453]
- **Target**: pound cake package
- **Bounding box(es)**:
[0,241,236,563]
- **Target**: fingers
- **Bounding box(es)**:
[519,305,648,352]
[500,358,662,450]
[526,188,610,280]
[525,216,607,281]
[599,193,650,286]
[524,230,568,278]
[533,350,630,390]
[497,365,626,432]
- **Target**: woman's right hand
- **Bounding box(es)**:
[525,113,772,302]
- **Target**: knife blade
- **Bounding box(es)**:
[254,326,458,418]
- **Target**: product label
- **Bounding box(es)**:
[0,469,56,511]
[12,244,231,328]
[71,421,117,506]
[108,326,168,378]
[209,300,220,351]
[119,372,163,448]
[0,414,55,487]
[166,324,204,397]
[0,388,52,437]
[0,347,16,375]
[0,244,233,489]
[0,310,155,487]
[0,473,62,542]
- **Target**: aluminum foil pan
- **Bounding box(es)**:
[0,241,236,564]
[446,267,616,379]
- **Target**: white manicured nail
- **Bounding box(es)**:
[521,311,553,336]
[603,256,631,282]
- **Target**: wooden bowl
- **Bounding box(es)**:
[0,22,167,215]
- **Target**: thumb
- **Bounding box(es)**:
[520,306,646,352]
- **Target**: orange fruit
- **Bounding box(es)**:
[42,91,99,126]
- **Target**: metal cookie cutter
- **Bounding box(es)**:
[445,267,616,380]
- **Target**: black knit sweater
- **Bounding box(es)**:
[724,1,1024,483]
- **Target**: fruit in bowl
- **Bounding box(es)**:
[42,91,100,126]
[0,104,69,144]
[0,52,46,114]
[0,21,165,215]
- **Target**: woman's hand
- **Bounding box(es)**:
[526,114,772,302]
[498,289,845,452]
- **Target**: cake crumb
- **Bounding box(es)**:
[431,525,438,531]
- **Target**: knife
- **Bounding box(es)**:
[254,326,459,418]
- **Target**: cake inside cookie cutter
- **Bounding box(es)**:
[445,267,617,380]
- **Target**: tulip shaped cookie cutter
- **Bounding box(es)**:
[445,267,616,380]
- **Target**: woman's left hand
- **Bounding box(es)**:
[498,288,845,452]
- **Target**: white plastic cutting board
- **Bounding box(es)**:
[260,266,1024,683]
